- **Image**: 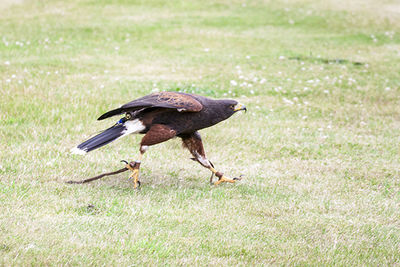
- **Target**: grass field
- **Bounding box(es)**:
[1,0,400,265]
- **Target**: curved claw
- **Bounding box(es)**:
[120,160,129,165]
[128,176,141,189]
[135,180,141,189]
[233,175,244,181]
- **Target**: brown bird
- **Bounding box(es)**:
[71,91,246,188]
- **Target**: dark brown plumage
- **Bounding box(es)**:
[72,91,246,187]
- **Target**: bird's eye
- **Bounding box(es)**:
[126,113,132,120]
[230,104,235,109]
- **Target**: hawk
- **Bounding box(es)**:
[71,91,246,188]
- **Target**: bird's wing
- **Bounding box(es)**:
[97,92,203,120]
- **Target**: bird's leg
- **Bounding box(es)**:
[181,131,242,186]
[209,166,242,185]
[128,125,176,188]
[126,146,146,189]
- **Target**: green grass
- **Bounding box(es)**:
[1,0,400,265]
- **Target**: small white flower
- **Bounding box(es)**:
[115,46,119,50]
[230,80,237,86]
[25,244,35,250]
[279,56,285,60]
[283,98,294,105]
[4,61,10,65]
[6,79,11,83]
[324,90,329,94]
[250,90,254,94]
[204,48,209,52]
[246,55,251,59]
[11,74,16,78]
[385,87,391,91]
[100,84,105,88]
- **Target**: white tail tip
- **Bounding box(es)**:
[70,147,87,155]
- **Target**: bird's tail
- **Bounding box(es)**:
[71,119,145,155]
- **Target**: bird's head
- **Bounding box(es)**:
[217,100,247,119]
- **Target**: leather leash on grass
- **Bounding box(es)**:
[65,160,242,185]
[65,161,136,184]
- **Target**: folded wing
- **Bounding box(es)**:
[97,92,203,120]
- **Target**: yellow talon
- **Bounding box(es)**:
[209,166,241,185]
[129,169,140,188]
[214,175,237,185]
[126,162,141,189]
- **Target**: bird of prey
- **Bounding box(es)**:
[71,91,246,188]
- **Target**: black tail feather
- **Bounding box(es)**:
[76,124,126,153]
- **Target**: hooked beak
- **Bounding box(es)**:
[234,103,247,113]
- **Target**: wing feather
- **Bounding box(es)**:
[97,92,203,120]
